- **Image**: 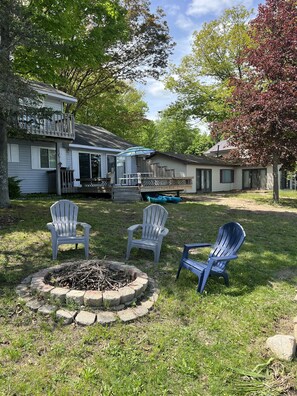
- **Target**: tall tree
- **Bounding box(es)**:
[213,0,297,202]
[152,114,205,154]
[0,0,42,208]
[76,83,154,144]
[165,6,252,125]
[15,0,174,115]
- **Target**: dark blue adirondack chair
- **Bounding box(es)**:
[176,222,246,293]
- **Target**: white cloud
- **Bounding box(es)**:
[175,14,195,31]
[146,80,166,96]
[187,0,254,17]
[164,4,180,16]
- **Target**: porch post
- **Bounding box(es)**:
[56,141,62,196]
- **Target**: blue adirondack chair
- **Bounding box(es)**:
[176,222,246,293]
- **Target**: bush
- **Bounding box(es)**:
[8,177,22,199]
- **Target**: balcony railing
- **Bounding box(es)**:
[18,112,75,139]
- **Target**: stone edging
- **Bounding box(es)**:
[16,260,159,326]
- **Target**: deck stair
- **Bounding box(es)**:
[112,186,142,202]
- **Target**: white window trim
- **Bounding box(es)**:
[31,146,56,170]
[8,144,19,163]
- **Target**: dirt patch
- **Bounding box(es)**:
[182,193,297,216]
[0,215,20,229]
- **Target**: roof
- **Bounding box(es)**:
[72,123,134,150]
[205,139,236,154]
[29,81,77,104]
[154,152,234,166]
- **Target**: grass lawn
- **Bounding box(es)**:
[1,191,297,395]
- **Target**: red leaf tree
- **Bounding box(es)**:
[213,0,297,202]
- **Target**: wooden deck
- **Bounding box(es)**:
[61,174,193,199]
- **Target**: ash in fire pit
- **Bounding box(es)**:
[45,261,133,292]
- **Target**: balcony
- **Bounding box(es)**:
[18,112,75,140]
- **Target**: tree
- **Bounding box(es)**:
[165,6,252,125]
[213,0,297,202]
[15,0,174,115]
[76,83,154,145]
[152,114,206,154]
[0,0,42,208]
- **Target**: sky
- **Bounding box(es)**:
[141,0,264,121]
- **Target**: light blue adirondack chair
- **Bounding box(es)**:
[176,222,246,293]
[126,204,169,263]
[47,200,91,260]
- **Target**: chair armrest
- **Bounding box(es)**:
[46,222,55,232]
[181,243,212,260]
[77,222,91,230]
[160,227,169,237]
[209,254,238,263]
[127,224,142,232]
[77,222,91,238]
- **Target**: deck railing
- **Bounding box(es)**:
[18,112,75,139]
[118,173,192,190]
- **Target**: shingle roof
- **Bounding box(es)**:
[29,81,77,103]
[205,139,236,154]
[154,152,234,166]
[73,123,134,150]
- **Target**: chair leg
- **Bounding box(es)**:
[176,264,183,280]
[222,272,229,287]
[126,243,132,261]
[153,247,161,264]
[52,243,58,260]
[84,242,89,259]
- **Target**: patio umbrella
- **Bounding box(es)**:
[117,146,155,157]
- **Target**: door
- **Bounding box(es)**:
[242,169,267,189]
[196,169,212,192]
[79,153,101,179]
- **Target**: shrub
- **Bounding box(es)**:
[8,177,22,199]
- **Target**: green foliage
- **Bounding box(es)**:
[150,113,214,154]
[76,84,155,145]
[8,177,22,199]
[165,5,252,125]
[185,132,214,155]
[15,0,174,114]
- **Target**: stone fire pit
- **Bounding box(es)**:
[16,260,159,326]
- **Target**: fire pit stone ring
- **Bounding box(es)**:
[16,260,159,326]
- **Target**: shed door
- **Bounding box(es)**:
[196,169,212,193]
[242,169,267,190]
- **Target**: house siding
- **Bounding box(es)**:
[186,165,235,193]
[8,139,57,194]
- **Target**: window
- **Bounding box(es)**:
[107,155,116,173]
[220,169,234,183]
[40,148,56,168]
[79,153,101,179]
[8,144,19,162]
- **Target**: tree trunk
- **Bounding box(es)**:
[0,118,10,208]
[272,153,279,203]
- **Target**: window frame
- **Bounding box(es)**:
[220,169,234,183]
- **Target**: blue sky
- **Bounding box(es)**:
[141,0,263,121]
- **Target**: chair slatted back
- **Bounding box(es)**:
[210,222,246,270]
[142,204,168,241]
[50,200,78,237]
